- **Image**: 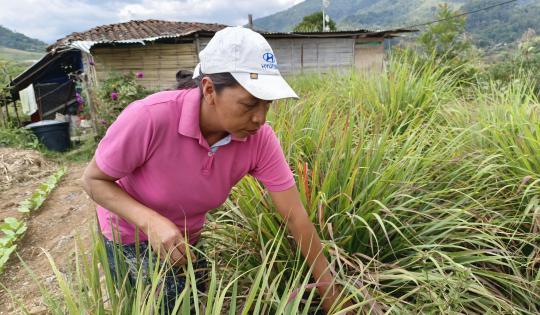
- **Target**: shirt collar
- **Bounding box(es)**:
[177,88,247,142]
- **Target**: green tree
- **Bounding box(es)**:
[293,11,336,32]
[417,3,471,61]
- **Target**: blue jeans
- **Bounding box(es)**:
[102,235,208,314]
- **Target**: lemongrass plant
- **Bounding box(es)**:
[219,55,539,313]
[5,55,540,314]
[5,221,356,315]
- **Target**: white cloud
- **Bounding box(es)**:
[0,0,119,43]
[117,0,304,26]
[0,0,304,44]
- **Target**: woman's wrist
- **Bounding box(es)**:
[134,206,162,235]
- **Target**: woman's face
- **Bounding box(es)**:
[203,77,272,138]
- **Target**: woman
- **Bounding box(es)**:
[82,26,347,314]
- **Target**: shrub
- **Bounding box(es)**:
[95,72,153,137]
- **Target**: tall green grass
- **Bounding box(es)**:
[5,55,539,314]
[223,55,539,313]
[6,224,345,314]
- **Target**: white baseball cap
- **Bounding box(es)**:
[192,26,299,100]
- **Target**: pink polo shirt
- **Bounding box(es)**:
[95,88,296,245]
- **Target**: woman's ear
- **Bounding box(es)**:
[201,77,216,106]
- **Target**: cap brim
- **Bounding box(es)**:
[230,72,299,101]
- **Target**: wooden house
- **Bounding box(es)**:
[8,20,415,122]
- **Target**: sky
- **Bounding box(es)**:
[0,0,304,44]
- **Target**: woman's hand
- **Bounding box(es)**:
[143,213,196,267]
[82,156,195,268]
[269,186,356,314]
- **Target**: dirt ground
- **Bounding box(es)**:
[0,148,95,314]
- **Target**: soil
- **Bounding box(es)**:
[0,148,95,314]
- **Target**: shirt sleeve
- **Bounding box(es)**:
[95,101,154,179]
[249,124,296,192]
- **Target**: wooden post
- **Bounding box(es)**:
[248,14,253,29]
[194,33,201,59]
[316,43,320,71]
[300,43,304,74]
[12,100,20,127]
[35,85,43,121]
[80,73,99,136]
[0,95,6,128]
[4,94,11,126]
[289,41,293,73]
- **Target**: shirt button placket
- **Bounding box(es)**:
[202,151,214,175]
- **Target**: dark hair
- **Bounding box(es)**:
[175,68,239,93]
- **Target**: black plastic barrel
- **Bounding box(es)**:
[25,120,71,152]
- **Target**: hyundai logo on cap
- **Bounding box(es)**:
[263,52,275,64]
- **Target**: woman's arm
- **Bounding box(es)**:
[269,185,348,314]
[81,157,194,265]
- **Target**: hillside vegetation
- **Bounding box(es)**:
[253,0,540,47]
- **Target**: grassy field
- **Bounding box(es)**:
[4,55,540,314]
[0,46,44,65]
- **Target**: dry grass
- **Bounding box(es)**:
[0,147,57,192]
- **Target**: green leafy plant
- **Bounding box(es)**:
[0,217,26,273]
[0,166,66,274]
[0,121,40,149]
[18,166,66,213]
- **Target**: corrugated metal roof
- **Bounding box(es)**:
[259,28,374,35]
[48,19,228,52]
[259,28,417,38]
[48,19,417,52]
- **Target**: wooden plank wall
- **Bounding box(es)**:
[191,37,211,76]
[267,37,355,74]
[199,37,211,52]
[354,38,385,73]
[91,42,198,90]
[88,36,385,91]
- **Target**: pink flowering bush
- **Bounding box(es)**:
[96,72,153,137]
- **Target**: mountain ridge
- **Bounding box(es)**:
[0,25,47,53]
[252,0,540,47]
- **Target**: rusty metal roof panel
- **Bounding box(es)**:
[48,19,228,52]
[258,28,417,38]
